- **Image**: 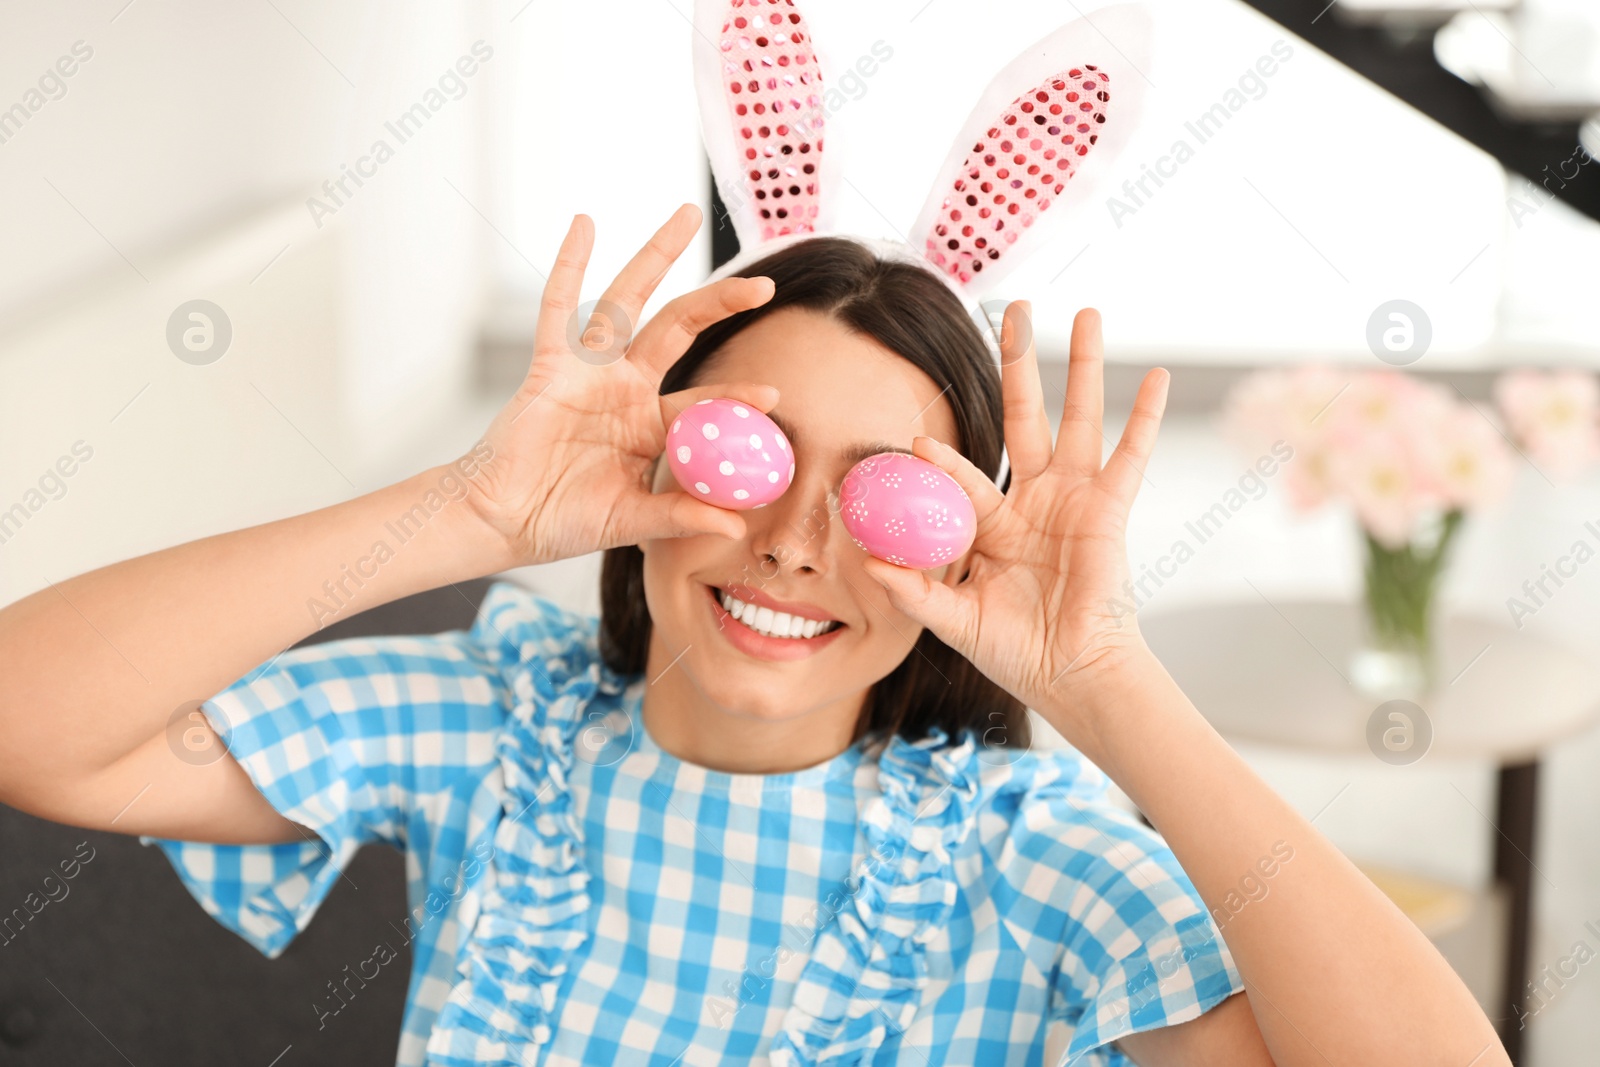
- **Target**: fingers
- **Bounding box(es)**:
[1053,308,1106,478]
[626,488,749,545]
[860,554,979,662]
[532,215,595,359]
[658,381,781,437]
[592,203,703,351]
[998,300,1055,483]
[1102,367,1170,505]
[910,435,1005,525]
[530,207,762,385]
[859,435,997,659]
[626,275,777,383]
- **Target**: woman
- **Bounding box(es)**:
[0,205,1505,1065]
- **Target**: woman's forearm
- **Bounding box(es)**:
[0,452,514,807]
[1054,649,1507,1066]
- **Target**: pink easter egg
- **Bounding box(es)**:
[665,397,794,510]
[839,452,976,569]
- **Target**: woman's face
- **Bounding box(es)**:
[639,305,969,730]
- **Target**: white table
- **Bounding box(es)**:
[1141,600,1600,1064]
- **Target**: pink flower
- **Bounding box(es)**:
[1321,371,1451,444]
[1221,365,1517,547]
[1331,431,1428,549]
[1323,371,1407,438]
[1493,369,1600,482]
[1281,439,1337,513]
[1222,366,1348,454]
[1417,406,1515,512]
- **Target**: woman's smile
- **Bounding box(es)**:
[702,581,849,662]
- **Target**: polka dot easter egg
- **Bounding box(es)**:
[839,451,976,570]
[665,398,794,510]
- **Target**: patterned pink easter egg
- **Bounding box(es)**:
[839,452,976,569]
[665,398,793,510]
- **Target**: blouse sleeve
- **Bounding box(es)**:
[984,749,1246,1066]
[138,581,565,959]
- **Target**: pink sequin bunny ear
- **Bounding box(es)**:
[692,0,843,251]
[910,3,1153,299]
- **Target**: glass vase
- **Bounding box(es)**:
[1349,510,1464,701]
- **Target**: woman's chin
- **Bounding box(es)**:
[689,669,818,726]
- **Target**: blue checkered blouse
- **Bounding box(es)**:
[142,580,1244,1066]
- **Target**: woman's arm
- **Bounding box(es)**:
[0,204,780,845]
[862,304,1508,1066]
[0,461,514,842]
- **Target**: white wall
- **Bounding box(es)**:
[0,0,500,603]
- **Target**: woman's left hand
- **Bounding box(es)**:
[861,303,1169,744]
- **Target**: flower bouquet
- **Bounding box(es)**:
[1223,367,1514,697]
[1493,369,1600,483]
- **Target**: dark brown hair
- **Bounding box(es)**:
[598,235,1029,753]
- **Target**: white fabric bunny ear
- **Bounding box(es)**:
[908,4,1153,299]
[692,0,843,249]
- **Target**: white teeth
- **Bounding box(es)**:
[718,589,838,639]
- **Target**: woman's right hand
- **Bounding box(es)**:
[461,204,780,568]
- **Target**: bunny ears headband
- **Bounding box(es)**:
[688,0,1154,490]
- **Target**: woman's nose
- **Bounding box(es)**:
[747,467,840,574]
